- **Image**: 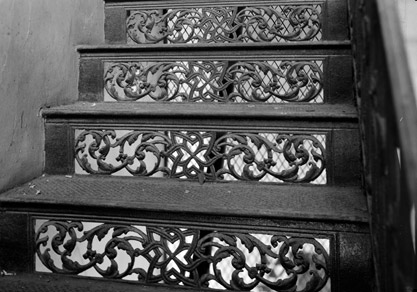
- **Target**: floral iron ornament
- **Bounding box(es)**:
[75,130,326,183]
[36,220,330,291]
[104,60,323,102]
[126,5,321,44]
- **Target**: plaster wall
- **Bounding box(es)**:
[0,0,104,192]
[397,0,417,98]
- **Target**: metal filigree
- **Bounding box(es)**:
[75,130,326,183]
[36,220,330,291]
[126,5,321,44]
[104,60,324,103]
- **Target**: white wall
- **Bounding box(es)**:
[397,0,417,98]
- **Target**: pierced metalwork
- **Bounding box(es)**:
[223,134,327,184]
[75,130,326,183]
[126,5,322,44]
[104,60,324,103]
[36,220,330,291]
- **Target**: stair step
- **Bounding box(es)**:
[103,0,349,44]
[0,273,178,292]
[43,102,361,186]
[77,43,353,105]
[0,175,367,223]
[0,175,371,292]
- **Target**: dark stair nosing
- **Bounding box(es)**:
[76,41,352,56]
[0,272,188,292]
[42,102,358,121]
[0,175,368,224]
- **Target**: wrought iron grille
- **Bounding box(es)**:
[222,133,326,184]
[103,60,324,103]
[74,129,327,184]
[35,219,331,292]
[126,4,322,44]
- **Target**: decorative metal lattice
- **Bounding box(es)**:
[223,133,327,184]
[36,220,330,292]
[126,5,322,44]
[75,130,326,183]
[104,60,324,103]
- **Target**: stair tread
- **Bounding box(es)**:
[43,102,358,120]
[0,273,185,292]
[0,175,367,223]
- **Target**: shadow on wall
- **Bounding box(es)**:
[0,0,104,192]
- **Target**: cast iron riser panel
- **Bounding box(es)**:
[77,45,353,105]
[0,211,371,292]
[44,120,361,186]
[103,0,349,44]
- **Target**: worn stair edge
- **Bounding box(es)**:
[42,102,358,121]
[0,175,368,224]
[77,41,352,55]
[0,272,191,292]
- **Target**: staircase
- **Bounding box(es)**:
[0,1,372,291]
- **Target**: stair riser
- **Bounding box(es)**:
[44,122,360,186]
[0,212,32,273]
[103,0,349,44]
[78,49,353,105]
[0,211,371,292]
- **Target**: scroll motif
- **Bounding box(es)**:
[104,60,323,103]
[126,5,321,44]
[36,220,330,291]
[75,130,326,183]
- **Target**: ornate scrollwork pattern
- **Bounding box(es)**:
[104,60,324,103]
[75,130,326,183]
[126,5,322,44]
[36,220,330,291]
